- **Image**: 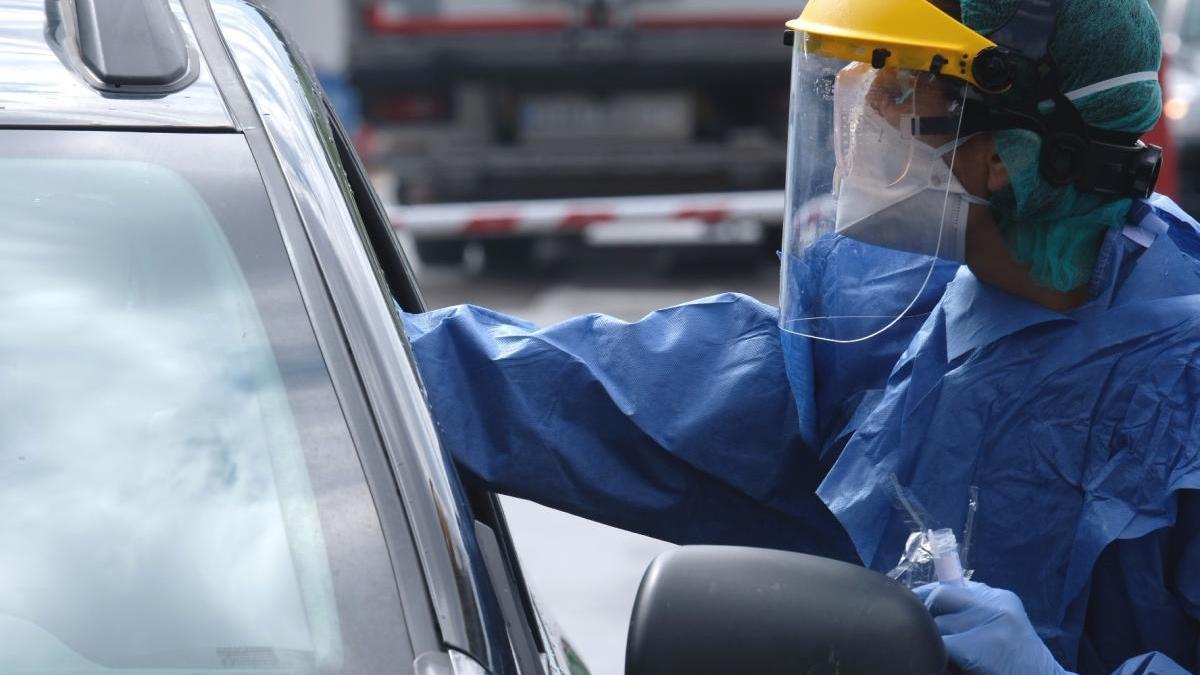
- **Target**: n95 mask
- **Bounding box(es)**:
[833,107,989,263]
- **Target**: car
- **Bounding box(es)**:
[0,1,945,674]
[0,1,587,673]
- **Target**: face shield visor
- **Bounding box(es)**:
[780,42,984,342]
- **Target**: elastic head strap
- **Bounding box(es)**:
[968,0,1162,198]
[911,97,1162,198]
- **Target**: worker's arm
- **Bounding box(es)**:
[400,293,858,561]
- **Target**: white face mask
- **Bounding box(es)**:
[833,107,990,263]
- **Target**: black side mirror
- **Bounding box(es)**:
[626,546,946,675]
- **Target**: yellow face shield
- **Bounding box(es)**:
[786,0,1001,92]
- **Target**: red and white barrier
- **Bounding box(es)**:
[388,190,784,239]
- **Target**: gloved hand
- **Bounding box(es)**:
[913,581,1073,675]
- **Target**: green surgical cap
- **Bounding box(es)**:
[961,0,1163,291]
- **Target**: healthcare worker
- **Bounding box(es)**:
[401,0,1200,673]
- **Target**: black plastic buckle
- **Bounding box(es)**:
[1039,133,1090,186]
[972,47,1015,93]
[1129,144,1164,198]
[1054,140,1163,198]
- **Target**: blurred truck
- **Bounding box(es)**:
[350,0,798,264]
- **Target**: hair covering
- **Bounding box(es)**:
[961,0,1163,291]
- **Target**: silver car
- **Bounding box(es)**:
[0,1,587,673]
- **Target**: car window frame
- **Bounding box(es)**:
[321,94,570,675]
[192,0,517,670]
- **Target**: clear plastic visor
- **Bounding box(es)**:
[780,43,972,342]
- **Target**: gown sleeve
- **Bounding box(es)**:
[401,293,858,561]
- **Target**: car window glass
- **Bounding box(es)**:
[0,132,410,675]
[0,158,340,671]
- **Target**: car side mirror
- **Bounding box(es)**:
[625,546,946,675]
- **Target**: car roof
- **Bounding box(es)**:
[0,0,233,128]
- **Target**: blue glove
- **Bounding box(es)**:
[914,581,1072,675]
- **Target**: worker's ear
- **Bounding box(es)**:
[985,139,1010,194]
[952,133,1008,198]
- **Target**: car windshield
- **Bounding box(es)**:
[0,131,408,674]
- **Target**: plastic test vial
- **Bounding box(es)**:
[929,528,965,586]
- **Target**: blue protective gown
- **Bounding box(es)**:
[401,195,1200,675]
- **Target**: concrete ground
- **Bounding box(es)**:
[414,245,778,675]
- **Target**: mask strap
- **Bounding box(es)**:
[1062,71,1160,102]
[932,132,982,158]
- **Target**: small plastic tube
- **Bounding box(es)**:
[929,528,965,586]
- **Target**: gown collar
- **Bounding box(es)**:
[942,202,1200,361]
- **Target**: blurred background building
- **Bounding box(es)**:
[1160,0,1200,212]
[260,1,1194,673]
